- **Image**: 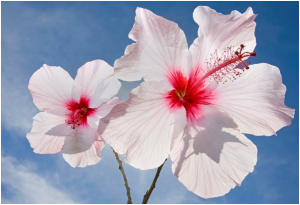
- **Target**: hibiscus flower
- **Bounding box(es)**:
[27,60,121,168]
[98,7,295,198]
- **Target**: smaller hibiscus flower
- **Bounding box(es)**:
[27,60,121,168]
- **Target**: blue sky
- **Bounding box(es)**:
[1,1,298,204]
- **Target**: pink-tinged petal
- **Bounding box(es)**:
[114,7,189,82]
[98,82,187,170]
[74,60,121,108]
[26,112,67,154]
[62,127,104,168]
[89,76,121,108]
[46,124,74,137]
[171,106,257,198]
[62,127,97,154]
[190,6,256,73]
[87,97,122,130]
[46,107,68,116]
[71,81,80,102]
[62,139,104,168]
[28,64,75,111]
[214,63,295,136]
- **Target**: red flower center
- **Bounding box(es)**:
[165,69,215,123]
[65,96,96,129]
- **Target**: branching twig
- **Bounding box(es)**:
[112,148,132,204]
[142,159,167,204]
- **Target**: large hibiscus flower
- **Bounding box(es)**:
[27,60,121,168]
[98,7,294,198]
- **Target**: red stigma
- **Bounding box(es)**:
[165,69,215,122]
[65,95,96,129]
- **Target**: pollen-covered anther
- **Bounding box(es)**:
[65,109,87,129]
[206,44,256,84]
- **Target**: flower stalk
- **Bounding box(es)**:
[142,159,167,204]
[112,148,132,204]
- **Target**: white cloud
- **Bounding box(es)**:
[1,155,77,204]
[1,72,39,136]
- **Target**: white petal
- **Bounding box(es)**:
[190,6,256,73]
[28,64,75,111]
[62,127,104,168]
[214,63,295,136]
[114,7,189,82]
[26,112,67,154]
[62,127,97,154]
[63,136,104,168]
[171,106,257,198]
[87,97,122,130]
[46,107,68,116]
[74,60,121,108]
[89,76,121,107]
[98,82,187,170]
[46,124,74,137]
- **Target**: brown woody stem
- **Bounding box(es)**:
[112,148,132,204]
[142,159,167,204]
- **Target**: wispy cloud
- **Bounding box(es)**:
[1,155,78,203]
[2,73,39,136]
